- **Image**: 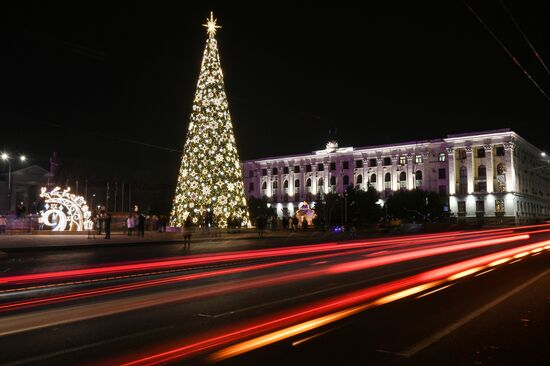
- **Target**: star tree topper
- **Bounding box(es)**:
[203,11,222,37]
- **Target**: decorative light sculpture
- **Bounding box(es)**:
[39,187,93,231]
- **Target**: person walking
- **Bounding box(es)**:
[183,215,192,249]
[104,212,112,239]
[138,213,145,238]
[0,215,7,234]
[126,214,135,236]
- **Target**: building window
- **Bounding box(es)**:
[415,170,423,188]
[356,160,364,168]
[477,181,487,192]
[478,165,486,179]
[438,168,446,180]
[477,147,485,158]
[399,171,407,189]
[262,181,267,190]
[318,178,324,193]
[249,182,254,192]
[415,155,423,164]
[306,164,312,172]
[330,176,336,186]
[294,166,300,173]
[458,201,466,214]
[294,179,300,188]
[370,173,377,183]
[495,199,505,213]
[317,163,324,171]
[459,166,468,194]
[384,172,391,190]
[306,178,312,187]
[283,180,288,189]
[330,162,336,171]
[343,161,349,170]
[476,200,485,213]
[343,175,349,186]
[439,185,446,195]
[495,146,505,156]
[283,166,289,174]
[368,158,377,167]
[272,180,278,190]
[399,156,406,165]
[249,170,254,178]
[272,167,278,175]
[262,169,267,176]
[458,149,467,160]
[383,157,391,166]
[496,163,505,175]
[356,175,363,184]
[438,153,446,162]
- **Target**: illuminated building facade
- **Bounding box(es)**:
[243,129,550,223]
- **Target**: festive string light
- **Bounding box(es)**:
[170,12,250,228]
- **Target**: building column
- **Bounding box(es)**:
[447,148,456,195]
[504,142,516,192]
[391,155,398,191]
[485,144,494,193]
[407,153,414,190]
[376,158,384,192]
[465,146,474,194]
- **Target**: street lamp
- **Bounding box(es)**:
[541,152,547,157]
[20,155,26,162]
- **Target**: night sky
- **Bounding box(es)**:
[2,1,549,187]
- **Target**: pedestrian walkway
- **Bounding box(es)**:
[0,229,345,251]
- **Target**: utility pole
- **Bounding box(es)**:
[114,182,118,212]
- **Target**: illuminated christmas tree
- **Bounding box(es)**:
[170,12,250,228]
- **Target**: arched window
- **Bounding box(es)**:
[497,163,505,175]
[370,173,377,183]
[294,179,300,188]
[415,170,422,189]
[356,175,363,184]
[330,176,336,186]
[272,180,278,189]
[283,180,288,189]
[261,181,267,190]
[399,171,407,189]
[343,175,349,186]
[306,178,312,187]
[384,172,391,190]
[478,165,486,178]
[318,178,324,187]
[249,182,254,192]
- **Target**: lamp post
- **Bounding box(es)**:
[1,153,11,211]
[2,153,28,212]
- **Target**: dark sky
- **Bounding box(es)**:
[2,1,549,186]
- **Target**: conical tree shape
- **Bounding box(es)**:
[170,13,250,228]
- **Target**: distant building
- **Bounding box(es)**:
[0,165,49,214]
[242,129,550,224]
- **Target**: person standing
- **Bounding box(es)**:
[87,214,96,239]
[0,215,7,234]
[138,213,145,238]
[183,215,192,249]
[104,212,112,239]
[126,214,135,236]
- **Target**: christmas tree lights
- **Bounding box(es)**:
[170,12,250,228]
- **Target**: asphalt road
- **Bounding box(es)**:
[0,225,549,366]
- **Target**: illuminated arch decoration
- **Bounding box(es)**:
[295,201,317,227]
[39,187,93,231]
